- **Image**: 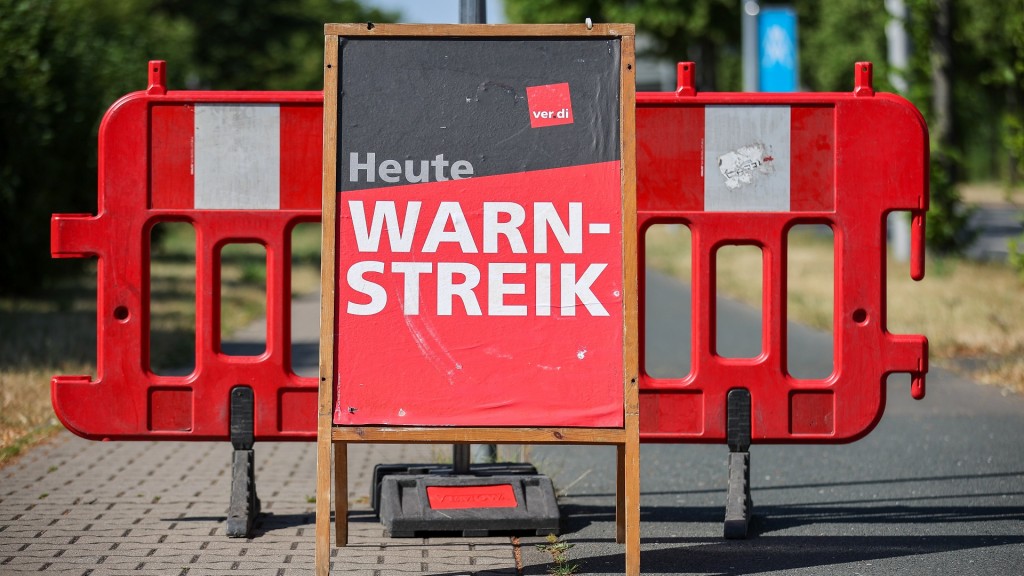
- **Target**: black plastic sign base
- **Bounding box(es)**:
[371,462,538,515]
[378,474,560,537]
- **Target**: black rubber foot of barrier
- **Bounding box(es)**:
[723,451,751,539]
[379,473,559,538]
[724,388,753,539]
[226,448,261,537]
[226,386,259,538]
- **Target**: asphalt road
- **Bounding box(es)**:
[965,203,1023,262]
[519,269,1024,575]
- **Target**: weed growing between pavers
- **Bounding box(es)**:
[536,533,579,576]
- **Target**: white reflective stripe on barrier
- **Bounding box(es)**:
[704,105,791,212]
[195,104,281,210]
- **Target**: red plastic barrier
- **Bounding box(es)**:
[52,61,927,444]
[51,62,321,440]
[636,63,928,443]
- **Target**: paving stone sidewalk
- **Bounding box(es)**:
[0,435,520,574]
[1,292,522,575]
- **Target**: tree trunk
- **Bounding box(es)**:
[931,0,956,181]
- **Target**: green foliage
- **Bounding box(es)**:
[797,1,892,93]
[504,0,600,26]
[151,0,396,90]
[506,0,740,90]
[926,148,975,254]
[955,1,1024,91]
[1007,114,1024,184]
[509,0,1024,254]
[1010,232,1024,282]
[953,1,1024,182]
[0,0,189,294]
[4,0,1021,293]
[0,0,395,295]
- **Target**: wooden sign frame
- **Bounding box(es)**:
[317,23,638,576]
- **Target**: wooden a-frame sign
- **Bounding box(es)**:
[317,23,638,575]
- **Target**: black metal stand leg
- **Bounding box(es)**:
[453,444,471,475]
[226,386,261,538]
[724,389,752,539]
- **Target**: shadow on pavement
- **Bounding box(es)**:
[553,534,1024,575]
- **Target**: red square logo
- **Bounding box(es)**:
[526,82,574,128]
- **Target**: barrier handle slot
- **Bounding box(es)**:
[911,211,926,281]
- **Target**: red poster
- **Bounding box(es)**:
[333,38,624,427]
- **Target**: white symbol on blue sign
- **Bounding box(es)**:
[758,6,798,92]
[762,25,795,69]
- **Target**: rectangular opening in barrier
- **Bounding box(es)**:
[148,221,197,376]
[885,211,919,337]
[290,221,321,377]
[643,224,693,379]
[715,244,763,359]
[219,243,268,356]
[786,224,835,379]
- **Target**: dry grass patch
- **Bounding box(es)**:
[887,257,1024,356]
[644,223,1024,394]
[959,182,1023,206]
[0,292,96,459]
[1,223,322,466]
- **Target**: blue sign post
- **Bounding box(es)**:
[758,6,798,92]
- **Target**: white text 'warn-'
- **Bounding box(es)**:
[343,200,615,317]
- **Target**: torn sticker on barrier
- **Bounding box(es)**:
[704,105,791,212]
[718,143,776,190]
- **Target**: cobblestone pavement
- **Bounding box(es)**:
[0,435,519,575]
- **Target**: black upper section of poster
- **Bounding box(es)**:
[338,37,621,191]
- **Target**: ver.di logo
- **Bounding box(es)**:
[526,82,574,128]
